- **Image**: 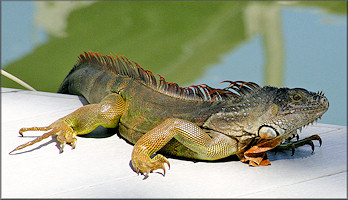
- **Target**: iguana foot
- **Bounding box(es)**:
[9,119,77,154]
[274,134,322,155]
[131,153,170,179]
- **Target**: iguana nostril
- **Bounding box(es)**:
[320,97,329,107]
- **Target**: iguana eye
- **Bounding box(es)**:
[292,94,302,101]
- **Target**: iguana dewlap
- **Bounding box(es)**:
[10,51,329,178]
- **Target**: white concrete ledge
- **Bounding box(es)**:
[2,87,347,198]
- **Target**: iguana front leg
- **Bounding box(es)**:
[10,93,126,154]
[131,118,238,178]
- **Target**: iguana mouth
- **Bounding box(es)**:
[284,106,328,115]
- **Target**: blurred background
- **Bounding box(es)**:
[1,1,346,126]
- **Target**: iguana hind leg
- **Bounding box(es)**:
[131,118,238,178]
[10,93,126,154]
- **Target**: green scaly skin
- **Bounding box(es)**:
[10,51,329,178]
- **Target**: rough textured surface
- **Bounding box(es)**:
[9,52,329,177]
[2,87,346,198]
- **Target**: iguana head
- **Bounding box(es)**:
[203,86,329,142]
[256,86,329,139]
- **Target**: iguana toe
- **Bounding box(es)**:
[275,134,322,155]
[10,118,78,154]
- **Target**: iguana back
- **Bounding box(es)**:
[57,52,257,144]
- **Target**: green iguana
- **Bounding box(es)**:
[10,51,329,178]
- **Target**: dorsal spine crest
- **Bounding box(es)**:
[75,51,260,102]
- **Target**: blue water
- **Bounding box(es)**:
[1,2,47,66]
[1,2,346,126]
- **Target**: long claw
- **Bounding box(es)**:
[143,173,149,180]
[59,142,66,153]
[162,166,166,176]
[309,135,322,146]
[307,140,315,152]
[164,158,171,170]
[71,138,77,149]
[290,143,295,156]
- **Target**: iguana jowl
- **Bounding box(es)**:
[10,51,329,178]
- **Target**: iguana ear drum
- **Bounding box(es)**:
[258,125,279,139]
